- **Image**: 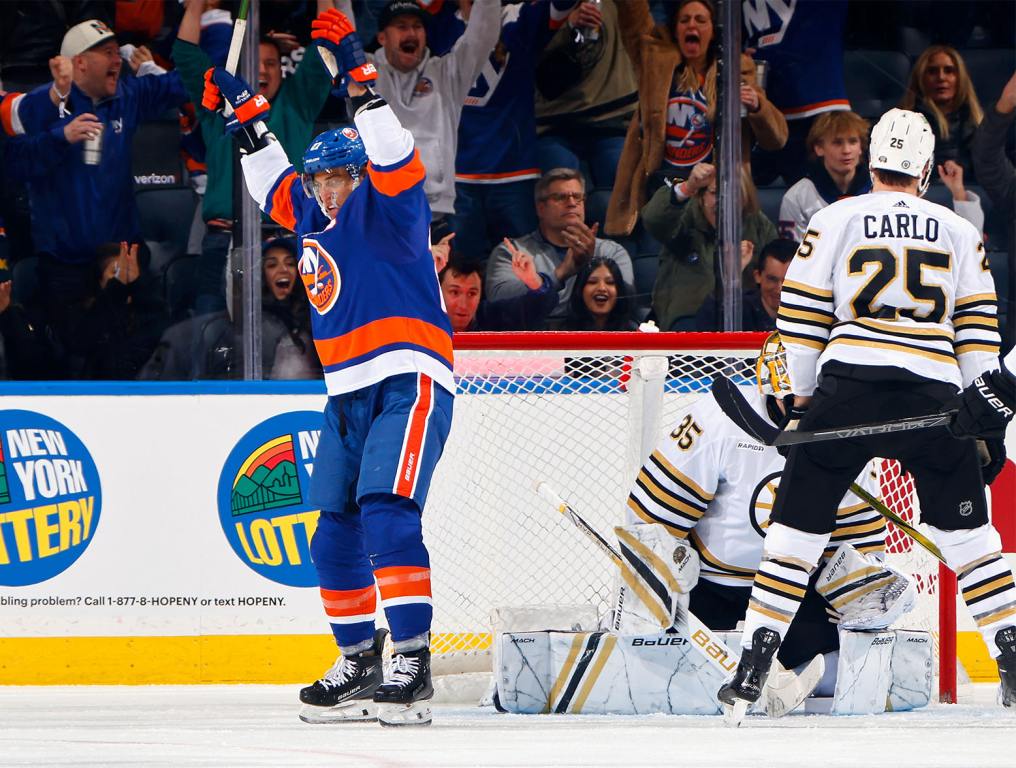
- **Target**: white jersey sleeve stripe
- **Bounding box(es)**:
[633,471,707,522]
[648,451,715,504]
[626,495,692,538]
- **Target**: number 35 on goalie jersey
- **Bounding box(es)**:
[625,386,883,587]
[777,192,1000,396]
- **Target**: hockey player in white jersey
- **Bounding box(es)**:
[719,108,1016,717]
[620,332,918,714]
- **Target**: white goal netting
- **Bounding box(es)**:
[422,333,955,701]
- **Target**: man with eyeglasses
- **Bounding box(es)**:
[485,167,633,327]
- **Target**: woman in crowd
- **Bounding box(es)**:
[562,257,637,332]
[605,0,786,236]
[642,162,776,331]
[900,44,984,178]
[70,241,170,380]
[260,237,321,380]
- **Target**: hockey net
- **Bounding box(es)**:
[423,332,957,702]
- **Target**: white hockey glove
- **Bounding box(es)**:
[816,543,916,630]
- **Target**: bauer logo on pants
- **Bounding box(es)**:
[217,412,323,587]
[0,410,102,586]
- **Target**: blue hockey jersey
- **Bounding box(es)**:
[437,0,573,183]
[742,0,849,120]
[240,107,454,396]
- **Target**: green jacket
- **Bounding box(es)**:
[172,40,333,223]
[642,184,777,330]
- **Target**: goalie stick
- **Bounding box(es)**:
[534,481,824,724]
[711,374,955,448]
[710,374,946,563]
[535,482,737,673]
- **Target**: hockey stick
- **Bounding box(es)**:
[711,375,947,563]
[535,482,740,678]
[711,374,955,448]
[221,0,251,117]
[840,482,946,564]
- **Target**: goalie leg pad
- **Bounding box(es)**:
[830,629,896,714]
[828,629,933,714]
[888,629,933,711]
[816,543,917,630]
[612,524,699,634]
[496,629,731,715]
[929,524,1016,658]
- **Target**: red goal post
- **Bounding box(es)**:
[425,331,956,702]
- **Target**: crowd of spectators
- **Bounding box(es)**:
[0,0,1013,381]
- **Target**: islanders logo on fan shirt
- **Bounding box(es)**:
[665,92,713,167]
[0,411,102,587]
[299,237,340,315]
[217,412,323,587]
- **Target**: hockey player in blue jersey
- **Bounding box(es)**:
[202,9,453,727]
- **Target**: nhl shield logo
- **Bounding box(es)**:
[959,500,973,517]
[299,238,340,315]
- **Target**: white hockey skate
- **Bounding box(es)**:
[299,629,388,724]
[374,646,434,727]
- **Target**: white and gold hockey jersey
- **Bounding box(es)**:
[626,386,883,588]
[777,190,1000,396]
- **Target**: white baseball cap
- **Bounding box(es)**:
[60,20,117,58]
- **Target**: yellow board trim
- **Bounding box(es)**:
[0,632,493,685]
[0,630,1001,686]
[958,630,1001,682]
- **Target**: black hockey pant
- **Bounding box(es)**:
[773,362,989,535]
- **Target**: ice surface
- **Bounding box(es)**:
[0,683,1011,768]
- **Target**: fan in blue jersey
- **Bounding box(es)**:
[203,9,453,728]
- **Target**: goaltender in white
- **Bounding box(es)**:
[496,334,932,716]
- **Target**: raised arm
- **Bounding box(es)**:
[178,0,202,44]
[444,0,502,104]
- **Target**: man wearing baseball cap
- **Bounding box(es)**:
[370,0,499,236]
[5,18,187,345]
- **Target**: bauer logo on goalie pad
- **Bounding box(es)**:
[217,412,323,587]
[0,410,102,586]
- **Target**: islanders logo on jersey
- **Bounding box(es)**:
[299,238,340,316]
[0,410,102,587]
[217,412,324,587]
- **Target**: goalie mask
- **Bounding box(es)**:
[301,126,369,216]
[756,331,791,396]
[869,108,935,198]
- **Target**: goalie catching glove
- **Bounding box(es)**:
[816,543,916,631]
[311,8,378,87]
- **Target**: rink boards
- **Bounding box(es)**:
[0,380,1013,684]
